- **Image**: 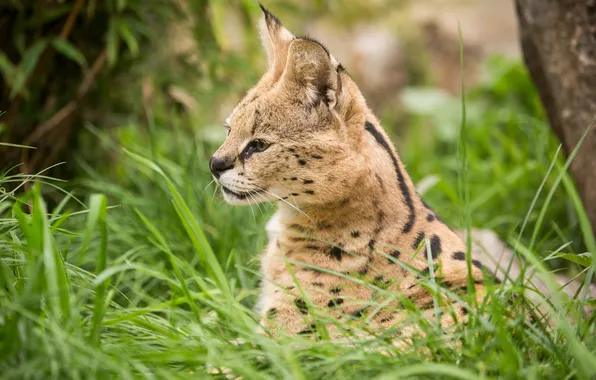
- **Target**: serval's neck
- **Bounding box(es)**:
[277,119,434,254]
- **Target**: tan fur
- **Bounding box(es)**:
[211,6,489,337]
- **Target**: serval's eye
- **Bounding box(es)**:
[252,139,269,152]
[241,139,270,161]
[224,124,231,136]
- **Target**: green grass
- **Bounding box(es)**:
[1,56,596,379]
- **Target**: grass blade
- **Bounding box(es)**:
[88,194,109,346]
[123,148,232,298]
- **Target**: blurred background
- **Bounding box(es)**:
[0,0,586,286]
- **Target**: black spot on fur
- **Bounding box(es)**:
[305,244,321,251]
[294,298,308,314]
[364,121,416,233]
[316,221,331,230]
[298,324,317,335]
[351,231,360,238]
[330,246,343,261]
[250,109,264,136]
[388,250,400,264]
[412,232,425,250]
[374,275,390,286]
[426,214,435,222]
[430,235,442,258]
[358,265,369,275]
[422,200,445,223]
[298,159,307,166]
[286,285,295,290]
[266,308,278,318]
[304,190,315,195]
[291,177,298,181]
[330,287,341,294]
[375,173,386,194]
[452,252,484,270]
[461,307,468,316]
[453,251,466,261]
[351,307,368,318]
[311,154,323,159]
[472,260,484,270]
[303,179,314,184]
[288,236,309,242]
[312,282,324,287]
[291,193,299,196]
[368,239,375,249]
[327,298,344,307]
[288,148,296,153]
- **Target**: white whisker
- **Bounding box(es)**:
[212,182,220,200]
[199,179,216,201]
[246,191,257,222]
[252,185,313,223]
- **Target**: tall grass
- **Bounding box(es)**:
[1,57,596,379]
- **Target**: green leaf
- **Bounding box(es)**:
[0,53,16,84]
[23,5,71,28]
[555,253,593,268]
[118,22,139,57]
[0,259,17,298]
[10,39,48,99]
[51,38,88,68]
[106,19,120,67]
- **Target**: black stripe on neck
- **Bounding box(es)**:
[364,121,416,233]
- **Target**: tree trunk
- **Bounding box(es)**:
[515,0,596,237]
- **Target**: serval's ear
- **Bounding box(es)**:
[259,3,295,81]
[281,38,341,108]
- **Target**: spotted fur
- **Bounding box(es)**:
[210,5,489,336]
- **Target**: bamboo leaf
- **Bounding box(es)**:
[118,22,139,57]
[0,53,16,84]
[51,38,88,68]
[10,39,48,99]
[106,19,120,67]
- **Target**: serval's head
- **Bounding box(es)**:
[210,5,369,206]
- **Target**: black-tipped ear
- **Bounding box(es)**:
[259,4,295,80]
[259,3,281,26]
